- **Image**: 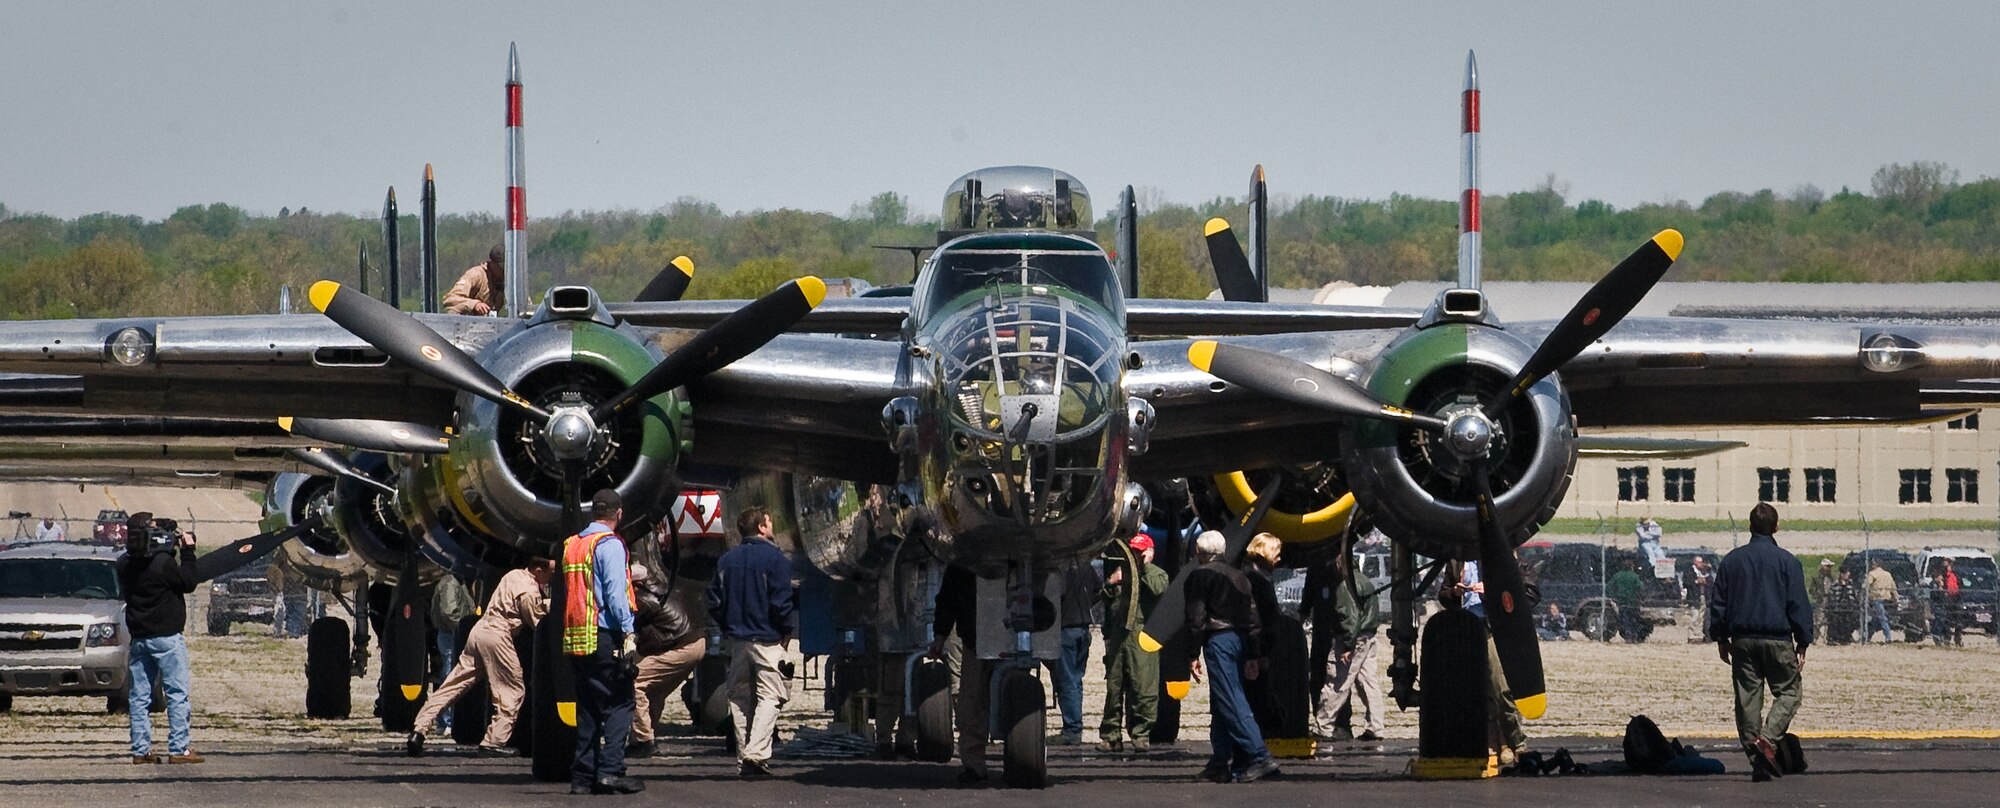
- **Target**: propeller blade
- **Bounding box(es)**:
[593,276,826,422]
[192,516,324,582]
[308,280,547,422]
[280,417,450,455]
[386,552,430,705]
[1471,464,1547,720]
[285,447,398,497]
[1189,341,1448,432]
[1139,474,1282,700]
[1203,218,1265,303]
[634,255,695,303]
[1490,229,1683,411]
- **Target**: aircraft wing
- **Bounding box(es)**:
[684,333,905,484]
[607,298,1421,337]
[0,314,497,421]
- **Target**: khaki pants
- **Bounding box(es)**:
[413,625,522,748]
[1314,631,1384,735]
[1730,637,1803,758]
[726,639,788,763]
[954,655,992,770]
[630,638,706,743]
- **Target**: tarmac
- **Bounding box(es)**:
[5,733,1998,807]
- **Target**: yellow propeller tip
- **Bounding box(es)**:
[1137,632,1163,653]
[1653,229,1684,261]
[1515,692,1547,721]
[557,701,578,728]
[1187,340,1218,373]
[424,163,434,180]
[399,684,423,702]
[307,280,339,313]
[796,276,828,308]
[1166,681,1191,701]
[1203,217,1232,237]
[276,417,294,433]
[670,255,694,277]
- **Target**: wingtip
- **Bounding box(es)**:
[1203,217,1232,237]
[1187,340,1218,373]
[1653,229,1685,261]
[307,281,339,313]
[796,276,828,308]
[671,255,695,277]
[1515,692,1546,720]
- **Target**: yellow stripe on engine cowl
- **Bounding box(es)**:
[1214,473,1356,544]
[1652,229,1684,261]
[1203,217,1231,237]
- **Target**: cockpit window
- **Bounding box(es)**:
[915,249,1123,324]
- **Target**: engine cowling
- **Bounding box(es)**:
[1341,323,1576,561]
[262,472,368,591]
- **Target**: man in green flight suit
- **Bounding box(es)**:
[1098,532,1169,752]
[1608,557,1647,643]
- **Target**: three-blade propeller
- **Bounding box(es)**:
[310,280,549,423]
[280,417,450,456]
[1183,229,1684,720]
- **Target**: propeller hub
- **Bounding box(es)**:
[1444,410,1495,459]
[543,406,598,460]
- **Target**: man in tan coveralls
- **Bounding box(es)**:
[406,560,552,756]
[442,244,506,315]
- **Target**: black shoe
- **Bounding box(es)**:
[625,741,657,759]
[1751,765,1773,783]
[956,767,987,786]
[1751,737,1784,779]
[1356,730,1381,742]
[739,758,774,777]
[874,742,896,760]
[404,731,424,758]
[1196,766,1231,784]
[476,744,514,758]
[593,775,645,795]
[1237,757,1281,783]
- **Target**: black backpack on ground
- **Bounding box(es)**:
[1622,714,1675,774]
[1775,733,1807,774]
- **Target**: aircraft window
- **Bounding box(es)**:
[917,249,1122,321]
[0,558,121,599]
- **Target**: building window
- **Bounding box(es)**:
[1947,413,1980,430]
[1948,468,1980,503]
[1805,468,1837,503]
[1617,467,1650,502]
[1757,468,1791,503]
[1663,467,1696,503]
[1899,469,1933,504]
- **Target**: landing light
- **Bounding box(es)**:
[1862,332,1921,373]
[106,327,154,367]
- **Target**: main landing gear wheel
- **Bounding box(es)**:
[998,667,1047,789]
[1579,602,1616,643]
[681,653,732,736]
[1413,607,1490,779]
[449,615,489,745]
[912,658,954,763]
[305,616,352,719]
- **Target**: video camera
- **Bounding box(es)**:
[135,517,183,558]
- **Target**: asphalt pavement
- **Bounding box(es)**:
[2,733,1995,807]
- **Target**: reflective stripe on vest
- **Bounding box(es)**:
[562,530,617,655]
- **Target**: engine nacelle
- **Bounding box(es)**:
[262,472,367,591]
[1342,323,1576,561]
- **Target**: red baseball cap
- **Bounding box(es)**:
[1129,534,1154,552]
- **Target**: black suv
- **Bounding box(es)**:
[1838,549,1923,642]
[1522,542,1716,642]
[205,556,277,635]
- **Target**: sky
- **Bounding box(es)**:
[2,2,1996,222]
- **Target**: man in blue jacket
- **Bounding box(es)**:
[706,506,797,777]
[1708,502,1811,782]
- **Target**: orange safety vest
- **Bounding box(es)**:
[561,529,632,656]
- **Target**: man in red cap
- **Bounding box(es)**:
[1097,533,1168,752]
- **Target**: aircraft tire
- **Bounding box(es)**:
[449,615,488,745]
[1578,602,1616,643]
[1416,608,1488,763]
[206,613,231,636]
[305,616,352,719]
[998,668,1047,789]
[912,658,954,763]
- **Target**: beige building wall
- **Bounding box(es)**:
[1559,411,2000,522]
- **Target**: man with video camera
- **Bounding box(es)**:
[117,512,204,764]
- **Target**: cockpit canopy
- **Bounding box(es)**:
[941,166,1093,234]
[912,233,1123,326]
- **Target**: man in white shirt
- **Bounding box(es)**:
[32,516,65,542]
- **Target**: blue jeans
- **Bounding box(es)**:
[1203,629,1271,776]
[128,634,192,756]
[434,628,459,729]
[1869,600,1894,642]
[1045,626,1091,735]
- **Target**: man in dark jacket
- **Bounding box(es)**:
[1044,561,1101,744]
[627,563,706,758]
[705,507,797,777]
[118,512,203,764]
[1709,502,1812,782]
[930,563,986,785]
[1184,530,1278,784]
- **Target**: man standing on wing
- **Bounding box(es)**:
[1709,502,1812,783]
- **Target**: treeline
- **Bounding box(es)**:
[0,161,1994,318]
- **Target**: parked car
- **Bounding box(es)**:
[206,556,278,635]
[0,543,129,713]
[1840,548,1924,642]
[1523,542,1715,642]
[1912,547,1998,638]
[90,509,130,547]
